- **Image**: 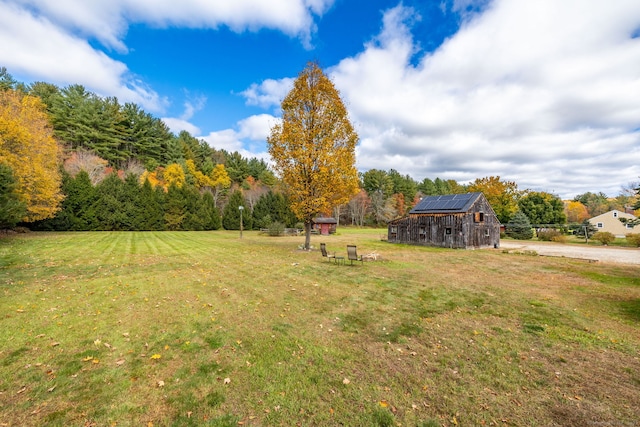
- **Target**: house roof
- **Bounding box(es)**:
[410,193,483,214]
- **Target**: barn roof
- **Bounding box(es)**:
[410,193,483,214]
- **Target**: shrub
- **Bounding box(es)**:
[267,221,285,236]
[626,233,640,247]
[551,234,568,243]
[592,231,615,245]
[536,229,562,242]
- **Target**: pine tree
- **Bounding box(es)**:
[202,192,221,230]
[505,211,533,240]
[223,190,252,230]
[164,184,187,231]
[138,179,165,230]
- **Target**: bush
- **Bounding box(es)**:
[626,233,640,247]
[592,231,615,245]
[551,234,568,243]
[267,221,285,236]
[536,229,562,242]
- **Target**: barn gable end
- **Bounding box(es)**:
[387,193,501,249]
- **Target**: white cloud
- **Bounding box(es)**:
[11,0,334,50]
[199,114,278,161]
[0,2,165,112]
[161,118,201,136]
[330,1,640,198]
[1,0,332,113]
[241,78,295,109]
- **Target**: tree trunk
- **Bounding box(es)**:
[304,221,312,250]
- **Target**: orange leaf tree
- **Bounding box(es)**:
[468,176,519,224]
[267,62,359,249]
[0,89,63,222]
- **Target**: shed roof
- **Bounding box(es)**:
[313,217,337,224]
[410,193,483,214]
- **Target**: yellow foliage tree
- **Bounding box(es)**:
[0,90,63,222]
[565,200,590,223]
[468,176,519,224]
[185,159,213,189]
[209,163,231,207]
[267,62,359,249]
[164,163,186,189]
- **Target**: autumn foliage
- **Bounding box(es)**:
[0,90,63,222]
[268,62,359,248]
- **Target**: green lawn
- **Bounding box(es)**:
[1,230,639,426]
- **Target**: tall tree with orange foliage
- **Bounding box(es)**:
[565,200,590,223]
[267,62,359,249]
[468,176,519,224]
[0,89,63,222]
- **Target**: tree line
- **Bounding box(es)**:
[1,66,638,233]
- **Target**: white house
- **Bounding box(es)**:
[588,210,640,238]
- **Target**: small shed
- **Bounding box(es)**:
[313,217,337,235]
[387,193,500,249]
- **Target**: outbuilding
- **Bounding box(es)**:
[387,193,500,249]
[313,217,337,235]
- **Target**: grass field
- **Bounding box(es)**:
[1,229,639,427]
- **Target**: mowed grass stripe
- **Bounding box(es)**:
[0,230,639,426]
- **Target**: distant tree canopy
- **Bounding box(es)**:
[518,191,566,225]
[1,67,635,232]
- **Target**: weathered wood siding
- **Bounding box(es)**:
[387,196,500,249]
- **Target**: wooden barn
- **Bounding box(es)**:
[387,193,500,249]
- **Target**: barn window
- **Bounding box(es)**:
[419,226,426,235]
[390,226,397,233]
[613,212,618,218]
[484,228,490,237]
[445,227,452,235]
[597,222,603,228]
[474,212,485,222]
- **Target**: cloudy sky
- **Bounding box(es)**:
[1,0,639,199]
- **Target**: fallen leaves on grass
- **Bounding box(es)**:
[150,354,161,360]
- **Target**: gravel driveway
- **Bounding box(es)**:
[498,241,640,265]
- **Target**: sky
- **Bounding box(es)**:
[1,0,639,199]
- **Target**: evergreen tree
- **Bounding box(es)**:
[0,163,27,229]
[574,219,597,240]
[202,192,221,230]
[121,173,142,230]
[223,190,252,230]
[252,190,296,228]
[181,186,207,231]
[92,173,127,230]
[505,211,534,240]
[138,179,165,230]
[164,184,187,230]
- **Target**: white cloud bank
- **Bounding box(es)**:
[246,1,640,198]
[327,0,640,198]
[0,0,333,112]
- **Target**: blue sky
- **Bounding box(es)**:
[1,0,639,199]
